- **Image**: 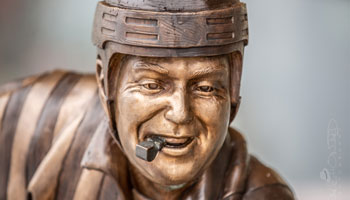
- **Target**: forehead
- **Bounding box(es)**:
[122,55,230,78]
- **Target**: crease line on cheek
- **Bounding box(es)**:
[195,117,208,138]
[136,107,167,141]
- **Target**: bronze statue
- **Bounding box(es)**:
[0,0,294,199]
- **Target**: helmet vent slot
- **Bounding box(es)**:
[207,32,234,40]
[103,13,117,22]
[126,32,158,41]
[125,17,158,27]
[207,17,233,25]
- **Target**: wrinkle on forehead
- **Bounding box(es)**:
[126,55,229,79]
[133,61,169,75]
[137,56,229,66]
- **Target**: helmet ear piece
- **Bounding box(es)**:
[230,96,241,123]
[96,56,121,147]
[96,54,128,150]
[228,51,243,124]
[96,56,106,97]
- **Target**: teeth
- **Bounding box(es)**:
[165,137,188,144]
[166,142,184,146]
[144,134,194,149]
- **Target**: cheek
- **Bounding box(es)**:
[116,93,167,142]
[116,93,168,170]
[117,93,163,124]
[192,97,231,130]
[192,97,230,155]
[191,97,230,148]
[189,97,230,172]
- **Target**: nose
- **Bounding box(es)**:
[164,88,193,124]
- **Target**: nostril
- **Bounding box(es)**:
[164,108,193,124]
[27,192,33,200]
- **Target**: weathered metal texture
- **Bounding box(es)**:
[92,1,248,57]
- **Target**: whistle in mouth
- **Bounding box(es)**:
[136,136,165,162]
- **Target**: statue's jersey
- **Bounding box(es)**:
[0,70,294,200]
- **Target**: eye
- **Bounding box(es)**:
[196,85,214,93]
[143,83,163,90]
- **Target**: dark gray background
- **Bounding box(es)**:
[0,0,349,199]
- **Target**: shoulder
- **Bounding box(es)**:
[224,128,294,199]
[0,70,97,97]
[0,69,99,152]
[0,70,98,134]
[1,70,77,96]
[243,155,295,200]
[0,70,101,200]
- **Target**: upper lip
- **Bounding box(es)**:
[140,126,196,139]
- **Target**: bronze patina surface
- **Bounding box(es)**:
[0,0,294,199]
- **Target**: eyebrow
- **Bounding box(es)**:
[133,61,169,75]
[189,66,226,79]
[132,61,226,79]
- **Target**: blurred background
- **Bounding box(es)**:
[0,0,349,199]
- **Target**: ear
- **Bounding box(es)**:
[229,52,243,123]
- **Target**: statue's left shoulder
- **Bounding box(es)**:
[243,156,295,200]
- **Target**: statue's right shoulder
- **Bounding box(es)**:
[0,70,100,200]
[0,70,98,140]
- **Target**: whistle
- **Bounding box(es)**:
[136,136,165,162]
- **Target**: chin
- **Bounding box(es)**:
[153,166,201,186]
[148,154,208,186]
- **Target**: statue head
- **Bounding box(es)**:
[92,0,248,186]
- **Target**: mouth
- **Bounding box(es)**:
[142,133,196,157]
[145,134,194,149]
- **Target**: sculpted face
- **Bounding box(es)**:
[115,55,231,186]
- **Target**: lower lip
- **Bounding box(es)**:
[161,137,196,157]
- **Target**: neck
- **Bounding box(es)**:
[129,165,192,200]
